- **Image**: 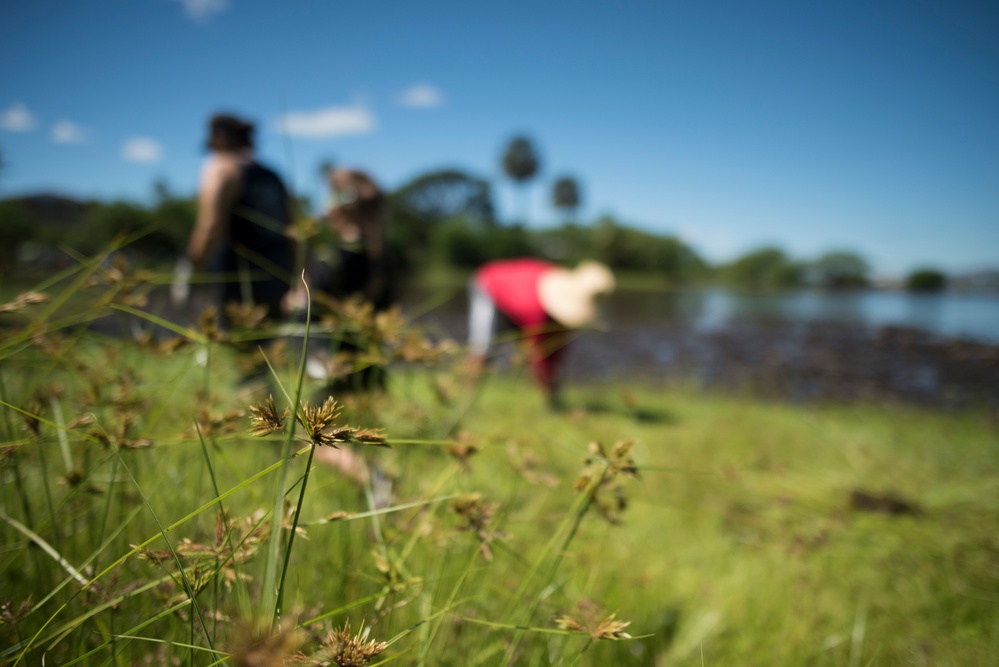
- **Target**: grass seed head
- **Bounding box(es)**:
[451,493,505,560]
[226,301,269,330]
[21,401,44,438]
[576,441,639,523]
[228,616,306,667]
[197,407,246,438]
[554,601,633,640]
[0,445,19,466]
[0,291,49,314]
[352,427,389,447]
[298,396,341,435]
[198,306,227,342]
[313,619,387,667]
[447,437,479,469]
[248,395,289,437]
[159,336,192,355]
[451,493,495,532]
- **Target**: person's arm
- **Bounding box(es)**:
[187,157,241,269]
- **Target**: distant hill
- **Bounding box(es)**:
[1,193,90,226]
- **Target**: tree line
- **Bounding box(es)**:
[0,137,948,291]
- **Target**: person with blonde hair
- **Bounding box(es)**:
[468,258,615,409]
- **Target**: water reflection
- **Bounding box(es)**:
[409,286,999,407]
[905,294,944,334]
[643,289,999,343]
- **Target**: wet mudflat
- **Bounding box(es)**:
[569,318,999,407]
[50,283,999,409]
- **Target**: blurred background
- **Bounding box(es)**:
[1,0,997,402]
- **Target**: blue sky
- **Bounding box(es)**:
[1,0,997,277]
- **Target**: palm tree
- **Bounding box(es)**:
[501,135,540,223]
[551,175,581,224]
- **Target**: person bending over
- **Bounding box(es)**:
[467,258,614,409]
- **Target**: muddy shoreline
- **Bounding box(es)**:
[414,291,999,410]
[14,283,999,410]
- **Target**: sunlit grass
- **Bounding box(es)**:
[0,260,996,665]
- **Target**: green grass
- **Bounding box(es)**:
[461,377,999,665]
[0,269,997,666]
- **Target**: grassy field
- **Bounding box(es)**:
[0,268,997,665]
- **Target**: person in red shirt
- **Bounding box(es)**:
[468,258,615,408]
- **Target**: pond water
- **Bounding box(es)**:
[87,283,999,407]
[412,287,999,407]
[612,289,999,344]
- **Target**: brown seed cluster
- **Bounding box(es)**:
[248,395,290,437]
[228,616,307,667]
[0,291,48,314]
[311,619,387,667]
[575,440,640,524]
[451,493,506,560]
[554,599,633,640]
[248,396,390,449]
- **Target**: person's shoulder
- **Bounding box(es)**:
[203,152,246,184]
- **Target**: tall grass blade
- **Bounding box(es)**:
[0,509,88,585]
[110,449,216,653]
[264,271,312,623]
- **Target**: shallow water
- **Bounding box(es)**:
[613,288,999,344]
[73,283,999,408]
[411,287,999,408]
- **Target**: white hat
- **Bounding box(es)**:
[537,261,615,329]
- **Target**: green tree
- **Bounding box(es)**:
[390,168,495,267]
[534,223,594,263]
[501,135,540,223]
[393,169,494,227]
[149,181,197,257]
[551,175,581,224]
[811,250,870,289]
[432,219,535,269]
[721,246,803,289]
[76,200,155,255]
[0,201,37,266]
[907,268,947,292]
[73,185,195,262]
[591,216,706,284]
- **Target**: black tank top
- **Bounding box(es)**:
[220,162,292,317]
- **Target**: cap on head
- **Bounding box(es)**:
[206,114,254,151]
[537,260,615,329]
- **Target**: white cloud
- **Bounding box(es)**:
[399,84,444,108]
[1,102,37,132]
[277,105,376,139]
[174,0,229,23]
[122,137,164,163]
[52,120,87,144]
